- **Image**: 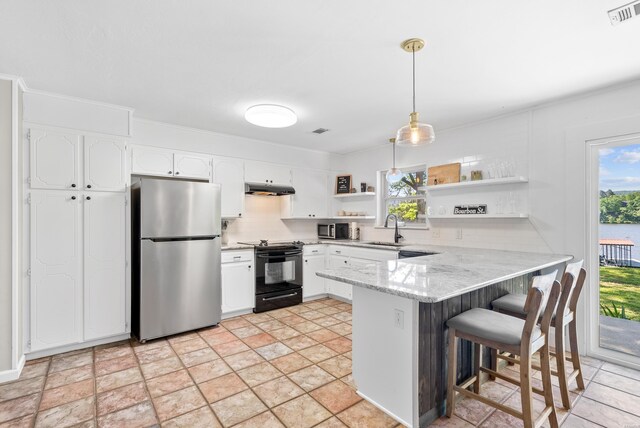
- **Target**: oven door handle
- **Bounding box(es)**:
[262,292,298,301]
[257,252,302,258]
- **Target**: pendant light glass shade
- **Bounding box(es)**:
[386,138,404,183]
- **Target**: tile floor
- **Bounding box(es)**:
[0,297,639,427]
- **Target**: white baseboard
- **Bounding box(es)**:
[27,334,131,360]
[0,354,26,384]
[303,294,329,302]
[222,308,253,320]
[356,390,411,428]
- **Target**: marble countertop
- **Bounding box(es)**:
[315,245,572,303]
[221,244,254,251]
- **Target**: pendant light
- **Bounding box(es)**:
[386,138,403,183]
[396,38,435,146]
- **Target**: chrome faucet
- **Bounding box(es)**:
[384,214,403,244]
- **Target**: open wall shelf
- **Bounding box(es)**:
[418,176,528,192]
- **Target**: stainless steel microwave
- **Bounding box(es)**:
[318,223,350,240]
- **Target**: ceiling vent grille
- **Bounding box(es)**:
[608,1,640,25]
[312,128,330,134]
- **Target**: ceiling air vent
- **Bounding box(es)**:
[312,128,330,134]
[608,0,640,25]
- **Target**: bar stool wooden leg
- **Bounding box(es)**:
[489,348,497,380]
[540,344,559,428]
[519,352,534,428]
[555,324,571,409]
[473,343,481,393]
[446,328,458,418]
[569,319,585,390]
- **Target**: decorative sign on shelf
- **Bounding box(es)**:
[454,204,487,215]
[336,174,352,194]
[427,163,461,186]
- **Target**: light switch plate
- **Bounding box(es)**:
[394,309,404,329]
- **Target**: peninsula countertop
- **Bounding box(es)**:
[316,245,572,303]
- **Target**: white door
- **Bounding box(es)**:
[174,152,212,180]
[30,191,82,351]
[84,192,127,341]
[221,261,255,314]
[131,146,174,177]
[303,255,326,299]
[84,136,127,191]
[245,161,292,186]
[291,169,328,218]
[30,128,81,190]
[212,157,245,218]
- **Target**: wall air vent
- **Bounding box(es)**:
[608,0,640,25]
[312,128,330,134]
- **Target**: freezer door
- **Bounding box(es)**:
[138,237,221,341]
[140,178,221,238]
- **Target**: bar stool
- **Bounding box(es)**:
[446,271,560,428]
[492,260,586,409]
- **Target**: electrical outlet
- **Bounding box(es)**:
[394,309,404,329]
[432,228,440,238]
[456,229,463,240]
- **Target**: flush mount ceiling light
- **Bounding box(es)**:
[396,38,435,146]
[245,104,297,128]
[386,138,404,183]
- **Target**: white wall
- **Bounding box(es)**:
[0,79,12,371]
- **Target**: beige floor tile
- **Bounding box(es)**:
[153,386,207,422]
[162,405,222,428]
[0,376,44,402]
[44,364,92,390]
[572,396,640,427]
[256,320,287,332]
[96,367,143,393]
[243,313,275,324]
[199,373,248,403]
[221,318,252,330]
[288,365,335,392]
[280,315,307,326]
[299,311,325,321]
[294,321,323,334]
[267,309,295,319]
[236,362,283,387]
[211,389,267,427]
[318,356,352,378]
[0,414,35,428]
[233,411,285,428]
[271,353,314,374]
[34,396,94,428]
[281,335,318,351]
[140,356,183,380]
[223,350,264,371]
[211,339,250,357]
[0,393,40,424]
[232,325,264,339]
[179,347,220,368]
[584,382,640,417]
[253,376,305,408]
[600,362,640,381]
[39,378,94,411]
[168,332,201,344]
[560,414,602,427]
[306,329,341,343]
[243,332,278,349]
[327,323,352,336]
[299,344,338,363]
[324,337,352,354]
[188,359,233,384]
[94,343,133,362]
[135,344,176,364]
[273,394,332,428]
[318,306,343,316]
[17,361,49,380]
[95,354,138,377]
[202,331,237,347]
[310,380,362,414]
[171,337,208,355]
[332,312,352,322]
[592,367,640,397]
[255,343,294,360]
[336,399,398,428]
[146,369,193,398]
[96,381,148,416]
[314,416,349,427]
[48,352,93,374]
[341,374,356,390]
[429,415,474,427]
[270,327,303,341]
[96,400,157,428]
[314,316,343,328]
[132,338,168,354]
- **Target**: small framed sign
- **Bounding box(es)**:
[336,175,352,194]
[453,204,487,215]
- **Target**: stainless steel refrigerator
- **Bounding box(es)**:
[131,178,221,342]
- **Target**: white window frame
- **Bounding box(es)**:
[377,164,427,229]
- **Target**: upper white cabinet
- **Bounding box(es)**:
[245,161,291,186]
[131,145,212,181]
[212,157,245,218]
[83,192,127,341]
[84,136,127,191]
[174,152,212,180]
[282,169,329,219]
[29,129,81,190]
[29,128,127,192]
[30,191,83,351]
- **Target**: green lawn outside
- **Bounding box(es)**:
[600,266,640,321]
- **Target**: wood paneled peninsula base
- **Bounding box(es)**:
[316,245,571,427]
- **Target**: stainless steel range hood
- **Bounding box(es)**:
[244,182,296,196]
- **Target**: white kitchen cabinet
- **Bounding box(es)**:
[174,152,212,180]
[244,160,291,186]
[221,251,255,316]
[83,192,127,341]
[29,129,81,190]
[131,146,174,177]
[326,254,352,300]
[30,191,83,351]
[303,254,326,299]
[281,169,329,219]
[213,157,245,218]
[84,136,127,191]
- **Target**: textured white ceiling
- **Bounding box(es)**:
[2,1,640,153]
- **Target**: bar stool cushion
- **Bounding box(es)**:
[447,308,542,346]
[492,294,527,315]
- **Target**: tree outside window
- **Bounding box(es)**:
[384,168,427,226]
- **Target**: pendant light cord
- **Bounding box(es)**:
[393,140,396,168]
[412,45,416,113]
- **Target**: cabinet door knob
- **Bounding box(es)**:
[305,259,308,263]
[175,171,180,175]
[270,180,273,183]
[239,213,242,217]
[265,180,268,183]
[168,171,172,175]
[71,196,76,200]
[344,260,347,264]
[87,184,92,189]
[86,196,91,200]
[248,265,251,269]
[71,183,76,188]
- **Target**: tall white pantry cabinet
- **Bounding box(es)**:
[27,127,129,353]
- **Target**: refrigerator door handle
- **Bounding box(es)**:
[146,236,218,243]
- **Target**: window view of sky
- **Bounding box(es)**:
[599,143,640,191]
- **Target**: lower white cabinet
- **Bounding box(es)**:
[29,190,128,352]
[303,255,326,299]
[221,251,255,315]
[327,254,352,300]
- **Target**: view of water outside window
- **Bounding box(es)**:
[385,169,427,226]
[598,143,640,356]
